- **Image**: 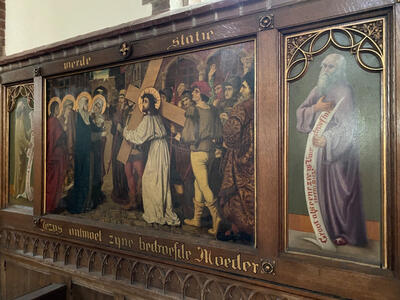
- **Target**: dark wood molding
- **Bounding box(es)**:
[13,283,67,300]
[256,28,280,258]
[1,206,399,299]
[33,76,43,216]
[0,0,266,68]
[0,228,318,300]
[0,84,6,209]
[272,0,395,29]
[393,3,400,277]
[0,10,265,84]
[0,1,399,299]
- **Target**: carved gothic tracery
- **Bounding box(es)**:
[286,18,384,81]
[0,229,288,300]
[7,83,34,112]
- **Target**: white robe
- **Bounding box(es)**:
[124,114,180,225]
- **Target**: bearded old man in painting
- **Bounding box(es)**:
[296,53,368,247]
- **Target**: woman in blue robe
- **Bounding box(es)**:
[66,96,93,214]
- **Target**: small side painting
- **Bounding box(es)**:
[286,19,385,265]
[8,84,34,207]
[46,40,256,246]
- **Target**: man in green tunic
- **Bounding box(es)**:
[180,81,222,235]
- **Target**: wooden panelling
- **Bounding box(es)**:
[0,228,321,300]
[256,28,280,257]
[71,284,113,300]
[2,260,52,300]
[0,1,399,300]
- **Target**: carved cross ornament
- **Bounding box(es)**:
[120,42,132,57]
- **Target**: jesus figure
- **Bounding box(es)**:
[123,88,180,226]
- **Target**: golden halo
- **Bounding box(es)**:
[138,87,161,113]
[91,94,107,114]
[48,97,62,117]
[74,92,92,111]
[60,94,76,116]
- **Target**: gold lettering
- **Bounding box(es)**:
[230,254,243,270]
[109,234,114,245]
[41,221,63,235]
[206,30,214,40]
[109,234,133,249]
[251,262,259,274]
[215,256,224,267]
[68,227,102,242]
[194,246,204,263]
[243,261,251,272]
[63,55,92,70]
[185,249,191,260]
[139,237,145,251]
[204,248,213,265]
[167,30,216,50]
[185,34,194,45]
[115,236,121,249]
[224,258,231,268]
[167,37,180,50]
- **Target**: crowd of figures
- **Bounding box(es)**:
[47,54,255,244]
[47,92,108,213]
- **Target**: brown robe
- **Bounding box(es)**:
[219,98,254,236]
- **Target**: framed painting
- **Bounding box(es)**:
[44,39,256,248]
[285,17,386,266]
[6,83,34,208]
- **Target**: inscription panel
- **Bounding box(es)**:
[36,218,262,276]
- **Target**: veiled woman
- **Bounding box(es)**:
[90,95,107,208]
[59,95,76,191]
[66,93,94,213]
[12,99,31,199]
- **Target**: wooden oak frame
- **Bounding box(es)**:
[0,1,399,299]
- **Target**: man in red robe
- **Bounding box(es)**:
[218,71,255,243]
[46,101,67,212]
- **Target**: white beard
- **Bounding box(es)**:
[317,73,331,94]
[317,71,341,95]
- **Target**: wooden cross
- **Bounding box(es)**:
[117,58,185,164]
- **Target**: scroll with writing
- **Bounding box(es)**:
[303,97,344,251]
